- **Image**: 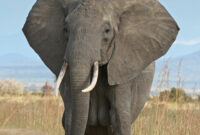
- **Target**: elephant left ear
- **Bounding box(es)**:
[107,0,179,85]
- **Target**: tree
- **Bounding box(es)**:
[41,82,54,96]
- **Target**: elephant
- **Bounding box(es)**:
[23,0,179,135]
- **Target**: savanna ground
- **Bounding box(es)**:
[0,95,199,135]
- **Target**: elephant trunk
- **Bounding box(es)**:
[62,29,101,134]
[69,61,91,135]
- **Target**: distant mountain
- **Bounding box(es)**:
[0,51,199,90]
[0,53,54,90]
[154,50,200,89]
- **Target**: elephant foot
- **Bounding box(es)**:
[85,125,113,135]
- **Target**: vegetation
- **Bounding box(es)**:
[0,79,54,97]
[0,96,63,135]
[132,100,200,135]
[0,63,199,135]
[0,95,199,135]
[0,79,24,96]
[159,88,193,102]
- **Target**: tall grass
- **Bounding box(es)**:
[0,96,64,135]
[0,96,199,135]
[132,101,200,135]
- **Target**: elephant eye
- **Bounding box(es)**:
[105,28,110,33]
[102,22,113,43]
[103,22,112,33]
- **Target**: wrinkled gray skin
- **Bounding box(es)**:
[23,0,179,135]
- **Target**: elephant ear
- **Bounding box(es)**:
[23,0,69,76]
[107,0,179,85]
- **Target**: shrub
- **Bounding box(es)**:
[31,91,43,96]
[159,90,170,101]
[159,87,192,102]
[41,82,54,96]
[0,79,24,96]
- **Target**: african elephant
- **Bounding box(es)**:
[23,0,179,135]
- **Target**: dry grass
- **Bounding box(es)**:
[132,100,200,135]
[0,96,64,135]
[0,95,199,135]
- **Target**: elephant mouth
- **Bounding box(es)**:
[54,61,99,96]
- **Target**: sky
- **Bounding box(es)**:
[0,0,200,60]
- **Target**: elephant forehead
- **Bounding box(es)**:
[66,0,113,22]
[69,2,102,17]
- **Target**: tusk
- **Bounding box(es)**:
[54,61,68,96]
[82,61,99,93]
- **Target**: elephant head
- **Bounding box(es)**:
[23,0,179,134]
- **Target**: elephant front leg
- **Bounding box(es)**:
[108,83,132,135]
[62,108,72,135]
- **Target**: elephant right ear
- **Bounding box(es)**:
[23,0,69,76]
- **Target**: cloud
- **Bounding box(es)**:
[174,39,200,46]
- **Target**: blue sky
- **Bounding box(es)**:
[0,0,200,59]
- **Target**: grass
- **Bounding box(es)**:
[0,96,64,135]
[0,95,199,135]
[132,100,200,135]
